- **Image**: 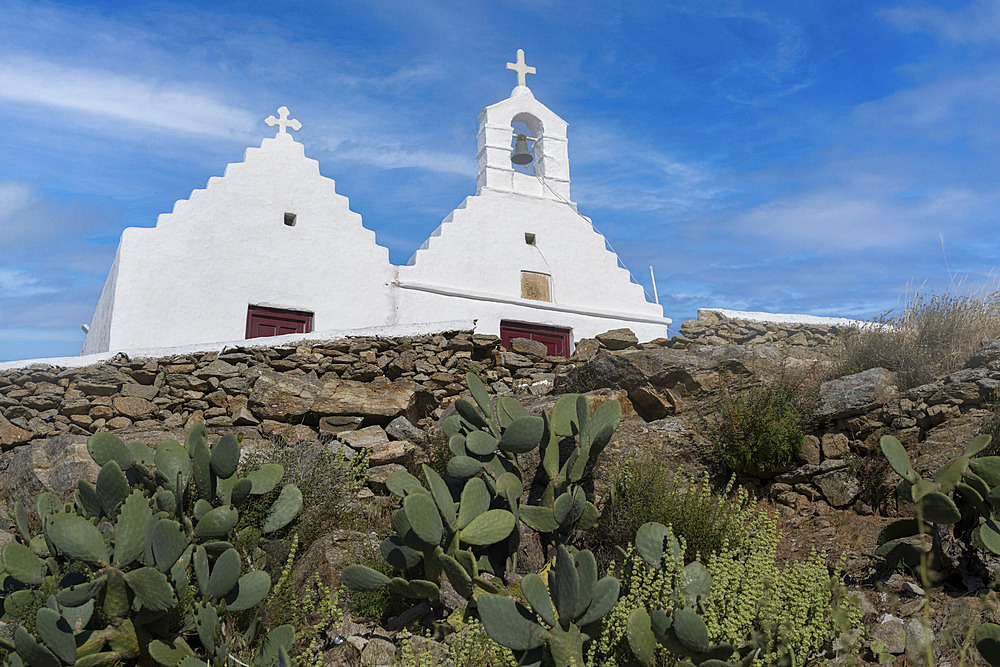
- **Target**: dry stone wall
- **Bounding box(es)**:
[667,309,848,349]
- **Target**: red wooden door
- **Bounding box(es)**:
[500,321,572,357]
[246,306,314,339]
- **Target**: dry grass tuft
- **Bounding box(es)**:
[839,281,1000,389]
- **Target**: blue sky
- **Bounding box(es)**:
[2,0,999,361]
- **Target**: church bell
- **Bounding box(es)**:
[511,134,534,166]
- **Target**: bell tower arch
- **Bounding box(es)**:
[476,51,571,201]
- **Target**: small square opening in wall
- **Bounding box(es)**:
[283,212,297,227]
[524,232,536,245]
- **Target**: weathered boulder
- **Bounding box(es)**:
[816,368,899,420]
[314,379,434,422]
[291,529,373,591]
[112,396,155,419]
[340,426,390,450]
[821,433,850,460]
[571,338,600,361]
[0,435,101,512]
[561,347,715,419]
[249,370,322,420]
[966,340,1000,368]
[813,468,861,507]
[869,618,906,655]
[385,416,428,446]
[508,337,548,358]
[596,328,638,350]
[798,435,821,466]
[0,413,33,449]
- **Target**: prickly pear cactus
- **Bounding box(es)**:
[876,433,1000,568]
[0,425,302,666]
[477,545,620,667]
[341,372,623,607]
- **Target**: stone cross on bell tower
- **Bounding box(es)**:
[506,49,536,88]
[477,51,571,201]
[265,106,302,137]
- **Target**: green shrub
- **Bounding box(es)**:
[701,510,861,664]
[396,620,517,667]
[240,438,373,560]
[589,517,860,666]
[839,287,1000,389]
[587,541,685,665]
[593,463,756,564]
[715,382,803,475]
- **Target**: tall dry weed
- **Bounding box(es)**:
[840,280,1000,389]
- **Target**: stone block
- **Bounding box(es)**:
[798,435,821,465]
[595,328,638,350]
[816,368,899,420]
[821,433,850,460]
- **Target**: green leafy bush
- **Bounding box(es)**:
[715,383,803,475]
[701,510,860,664]
[0,426,301,667]
[240,438,372,559]
[593,463,756,564]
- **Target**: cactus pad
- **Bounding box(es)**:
[341,564,391,591]
[403,492,444,546]
[478,594,547,651]
[2,542,44,585]
[46,513,108,565]
[262,484,302,534]
[459,509,516,545]
[499,416,545,454]
[225,570,271,611]
[87,432,133,469]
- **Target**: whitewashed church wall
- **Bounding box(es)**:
[80,248,121,355]
[82,135,395,353]
[393,287,669,346]
[396,189,668,341]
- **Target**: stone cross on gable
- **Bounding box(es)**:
[506,49,536,88]
[265,106,302,136]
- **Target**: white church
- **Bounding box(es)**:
[81,51,671,358]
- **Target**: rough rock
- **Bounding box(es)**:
[0,414,33,448]
[292,529,373,591]
[508,337,549,358]
[249,370,322,419]
[821,433,850,460]
[595,328,638,350]
[813,468,861,507]
[112,396,155,419]
[314,379,434,422]
[798,435,821,466]
[571,338,600,361]
[0,435,101,510]
[340,426,390,450]
[319,415,364,436]
[359,637,396,666]
[870,618,906,654]
[385,416,428,446]
[816,368,899,420]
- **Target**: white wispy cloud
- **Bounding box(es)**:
[321,140,474,177]
[0,182,34,219]
[880,0,1000,46]
[0,56,257,138]
[0,268,56,298]
[730,181,988,251]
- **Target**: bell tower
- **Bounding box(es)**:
[476,50,572,202]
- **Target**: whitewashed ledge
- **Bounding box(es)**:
[699,308,868,328]
[0,320,477,372]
